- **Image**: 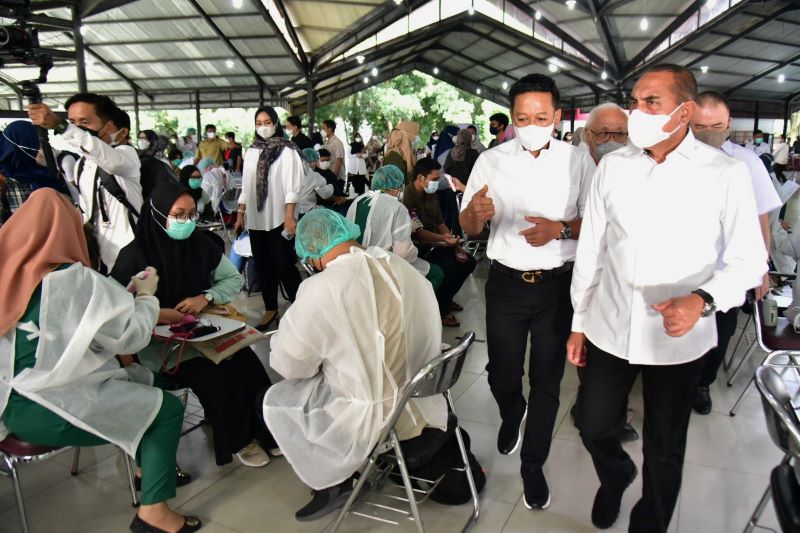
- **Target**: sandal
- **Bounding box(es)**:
[129,514,202,533]
[134,467,192,491]
[441,314,460,328]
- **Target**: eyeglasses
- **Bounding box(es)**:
[589,130,628,142]
[168,211,200,223]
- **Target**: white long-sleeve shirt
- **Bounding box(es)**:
[62,124,141,271]
[296,168,333,215]
[571,131,767,365]
[721,140,781,215]
[239,146,304,231]
[460,137,595,270]
[773,141,790,165]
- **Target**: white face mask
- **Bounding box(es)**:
[628,103,684,149]
[318,160,331,170]
[516,122,554,151]
[256,125,275,139]
[137,139,150,151]
[471,134,477,143]
[109,129,125,147]
[206,131,216,139]
[594,140,626,160]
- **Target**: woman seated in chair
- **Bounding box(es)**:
[111,181,279,469]
[262,209,448,522]
[179,164,214,220]
[0,189,201,533]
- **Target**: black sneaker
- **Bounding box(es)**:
[295,477,355,522]
[591,463,638,529]
[497,402,527,455]
[522,468,550,510]
[618,422,639,443]
[692,385,712,415]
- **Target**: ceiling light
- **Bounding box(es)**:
[535,10,542,20]
[231,0,243,8]
[371,67,378,76]
[468,6,475,14]
[601,70,608,80]
[502,81,508,90]
[700,65,709,74]
[79,25,87,36]
[363,76,370,84]
[640,17,648,31]
[225,59,234,68]
[779,73,786,83]
[548,63,558,73]
[356,55,365,64]
[565,0,576,9]
[433,66,439,74]
[393,0,403,4]
[476,87,481,94]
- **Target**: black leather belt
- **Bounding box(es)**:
[490,261,574,284]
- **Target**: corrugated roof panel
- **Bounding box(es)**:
[213,15,276,37]
[232,37,294,56]
[196,0,246,16]
[302,29,344,52]
[83,20,213,44]
[248,57,298,74]
[87,0,196,20]
[288,0,379,51]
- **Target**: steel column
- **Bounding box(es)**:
[71,4,88,92]
[306,77,315,133]
[195,90,201,135]
[133,89,140,133]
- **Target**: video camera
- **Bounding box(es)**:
[0,0,54,82]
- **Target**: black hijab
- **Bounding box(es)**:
[350,135,364,154]
[179,164,202,202]
[110,181,222,309]
[251,106,300,212]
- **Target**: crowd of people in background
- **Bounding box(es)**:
[0,61,797,533]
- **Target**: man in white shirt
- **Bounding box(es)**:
[689,90,782,415]
[773,133,790,182]
[745,129,771,156]
[567,64,766,532]
[322,120,346,182]
[460,74,594,511]
[28,93,141,272]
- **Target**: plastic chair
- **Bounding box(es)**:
[749,355,800,532]
[328,331,480,533]
[0,436,138,533]
[729,289,800,416]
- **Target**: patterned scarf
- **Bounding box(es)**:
[250,136,300,212]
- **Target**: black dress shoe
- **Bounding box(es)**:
[591,464,637,529]
[497,402,527,455]
[134,467,192,491]
[522,468,550,510]
[295,477,355,522]
[618,422,639,443]
[130,514,202,533]
[256,311,280,332]
[692,385,712,415]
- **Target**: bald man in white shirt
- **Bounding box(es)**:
[568,65,766,532]
[689,90,781,415]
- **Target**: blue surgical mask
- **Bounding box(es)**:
[165,218,196,240]
[171,158,181,167]
[188,178,202,189]
[425,179,439,194]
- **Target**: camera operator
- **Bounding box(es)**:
[28,93,141,272]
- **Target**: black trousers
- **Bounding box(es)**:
[348,173,369,195]
[774,163,787,182]
[485,264,572,472]
[577,342,705,533]
[426,247,476,316]
[698,307,740,387]
[249,225,302,311]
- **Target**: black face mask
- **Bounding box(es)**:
[78,124,102,137]
[489,126,499,136]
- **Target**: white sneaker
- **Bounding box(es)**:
[267,447,284,457]
[236,442,270,467]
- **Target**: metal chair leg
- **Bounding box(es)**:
[730,376,756,417]
[446,390,480,532]
[5,455,30,533]
[70,447,81,475]
[327,452,379,533]
[743,454,790,532]
[728,340,758,386]
[724,314,753,372]
[122,451,140,507]
[390,429,424,533]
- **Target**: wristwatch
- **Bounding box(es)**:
[202,292,213,304]
[54,119,69,135]
[557,221,572,240]
[692,289,716,317]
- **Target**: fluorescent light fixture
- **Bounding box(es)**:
[225,59,235,68]
[700,65,709,74]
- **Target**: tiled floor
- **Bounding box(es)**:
[1,260,795,533]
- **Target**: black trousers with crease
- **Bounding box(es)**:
[249,225,301,311]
